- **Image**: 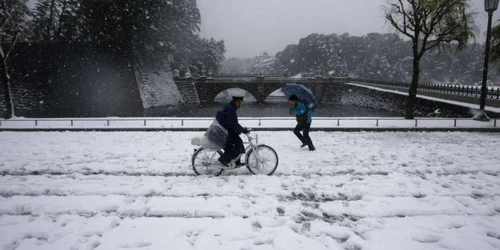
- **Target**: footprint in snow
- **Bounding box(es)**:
[413,234,441,243]
[276,207,285,215]
[119,242,152,248]
[487,232,500,240]
[251,220,262,232]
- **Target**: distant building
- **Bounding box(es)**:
[252,52,276,74]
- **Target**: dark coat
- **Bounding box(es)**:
[216,101,246,135]
[216,101,246,163]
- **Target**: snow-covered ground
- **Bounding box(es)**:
[1,131,500,250]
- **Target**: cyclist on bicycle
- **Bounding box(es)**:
[215,95,250,168]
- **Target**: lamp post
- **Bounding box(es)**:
[474,0,500,121]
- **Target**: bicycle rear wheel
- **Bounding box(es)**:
[245,145,279,175]
[192,148,224,176]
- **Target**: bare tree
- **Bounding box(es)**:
[0,0,30,119]
[385,0,476,119]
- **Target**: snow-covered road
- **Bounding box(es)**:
[0,131,499,250]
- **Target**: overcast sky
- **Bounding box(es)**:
[198,0,500,58]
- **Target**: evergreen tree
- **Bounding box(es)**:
[1,0,31,119]
[32,0,61,41]
[29,0,225,77]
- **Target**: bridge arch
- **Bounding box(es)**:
[264,88,287,102]
[214,88,257,103]
[195,82,261,103]
[173,76,350,104]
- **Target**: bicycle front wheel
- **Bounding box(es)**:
[245,145,279,175]
[192,148,224,176]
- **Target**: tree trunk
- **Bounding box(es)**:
[406,41,421,119]
[47,0,56,40]
[0,57,15,119]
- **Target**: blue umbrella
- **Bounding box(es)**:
[281,83,319,112]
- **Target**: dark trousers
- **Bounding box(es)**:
[219,132,245,164]
[294,122,315,150]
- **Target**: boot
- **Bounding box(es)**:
[230,153,245,168]
[218,157,235,169]
[234,159,245,167]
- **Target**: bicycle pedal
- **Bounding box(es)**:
[214,160,236,169]
[221,163,237,169]
[234,162,245,168]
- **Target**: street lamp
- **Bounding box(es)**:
[474,0,500,121]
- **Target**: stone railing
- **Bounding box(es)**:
[353,79,500,100]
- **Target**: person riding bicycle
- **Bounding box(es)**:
[215,95,250,168]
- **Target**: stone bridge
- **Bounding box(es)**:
[174,76,350,104]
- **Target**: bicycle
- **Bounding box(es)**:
[191,132,279,176]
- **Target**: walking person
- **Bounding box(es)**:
[288,95,315,151]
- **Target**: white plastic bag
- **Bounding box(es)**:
[201,117,228,150]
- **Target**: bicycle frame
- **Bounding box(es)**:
[191,131,278,175]
[243,133,257,151]
[191,132,265,165]
[243,133,265,162]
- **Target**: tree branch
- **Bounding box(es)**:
[0,35,3,57]
[428,3,449,31]
[5,31,19,60]
[56,0,68,40]
[420,2,433,35]
[387,13,415,39]
[421,21,462,56]
[420,6,434,57]
[398,0,413,28]
[419,2,463,57]
[386,1,415,39]
[407,0,421,33]
[393,0,417,29]
[409,0,418,15]
[1,9,9,30]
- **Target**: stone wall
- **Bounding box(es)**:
[176,82,200,104]
[1,42,145,117]
[0,42,184,117]
[134,47,183,108]
[340,84,500,118]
